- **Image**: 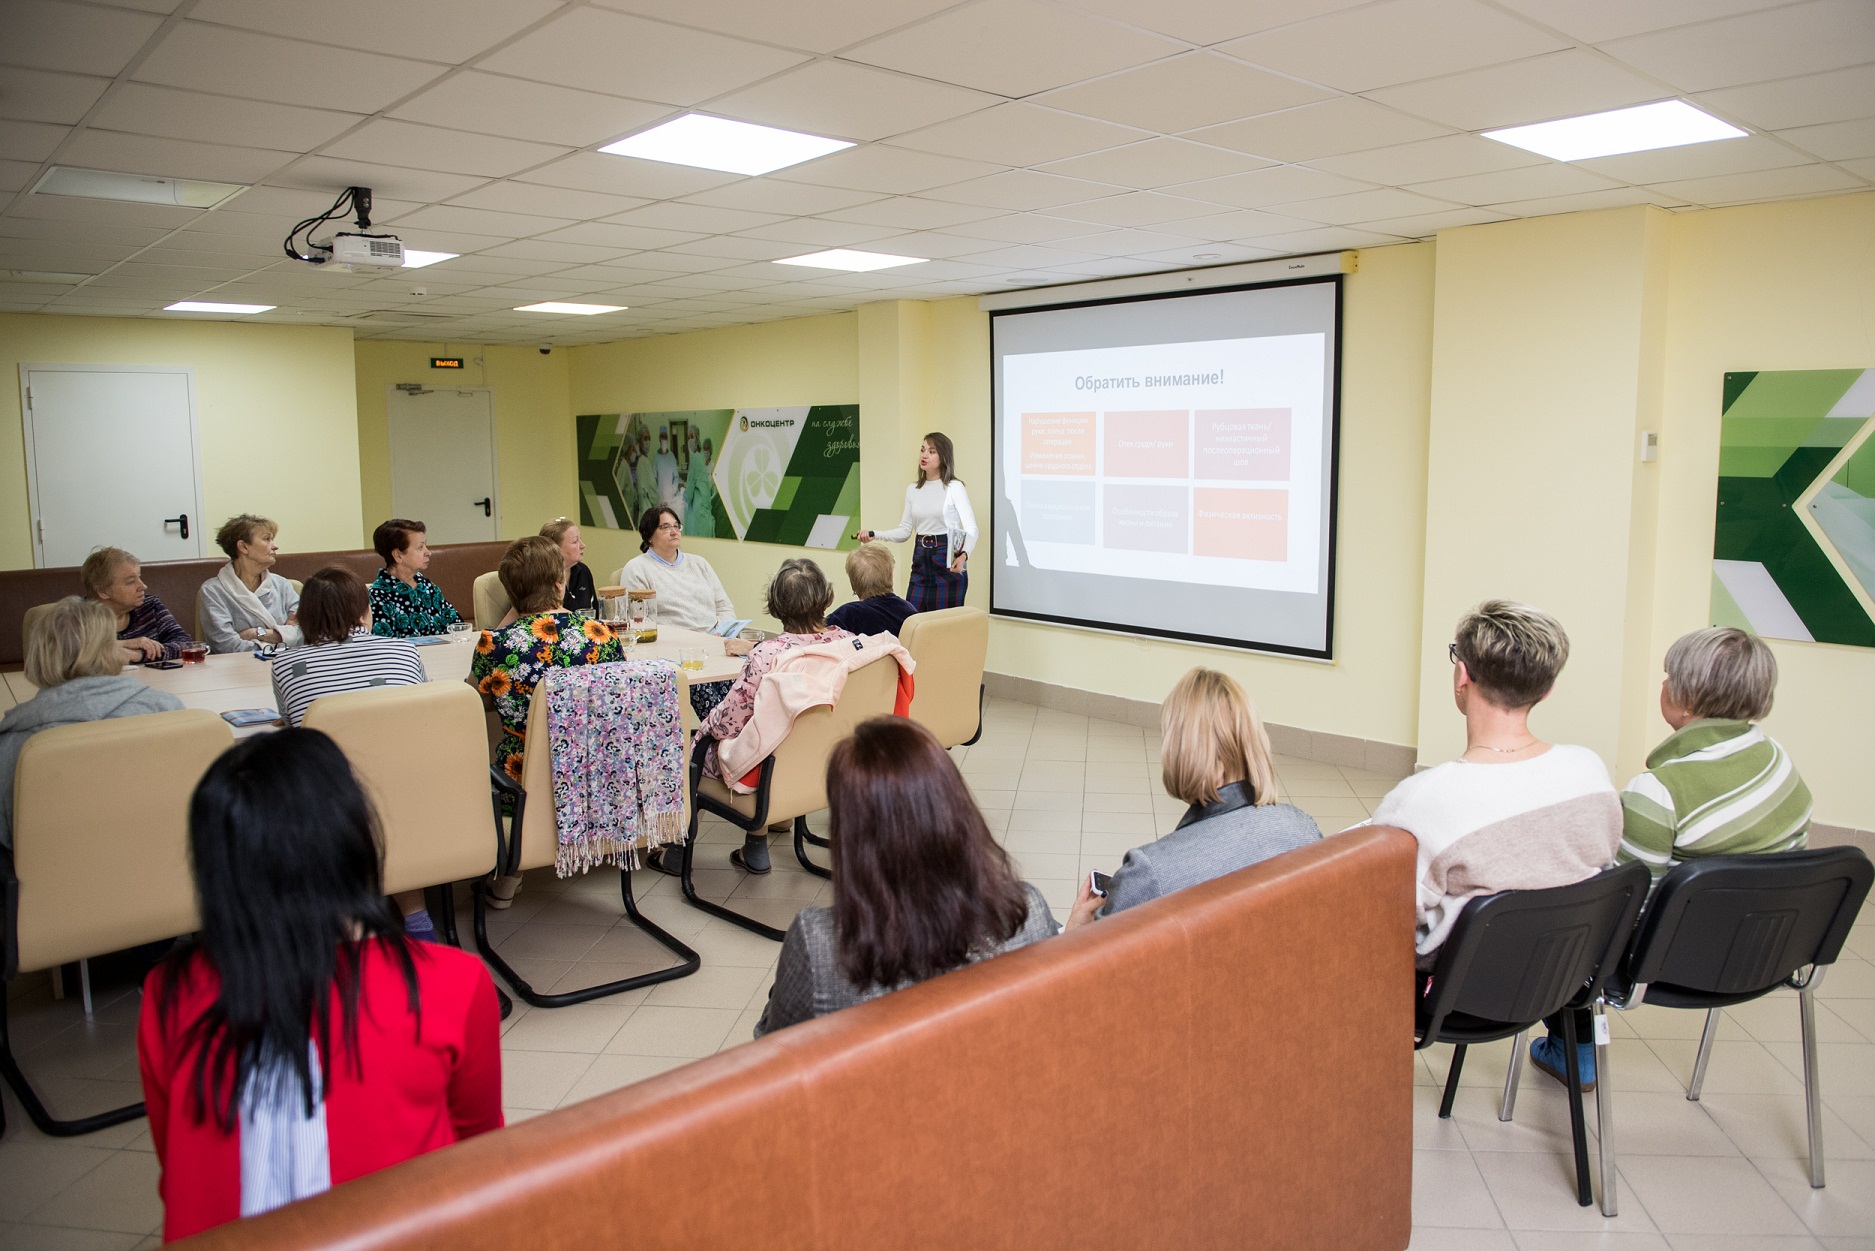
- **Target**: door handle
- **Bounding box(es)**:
[472,497,492,518]
[164,513,190,539]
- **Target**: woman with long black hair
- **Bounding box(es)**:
[138,730,502,1241]
[854,431,978,612]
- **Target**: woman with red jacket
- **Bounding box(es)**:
[138,729,503,1242]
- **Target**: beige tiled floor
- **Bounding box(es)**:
[4,696,1872,1250]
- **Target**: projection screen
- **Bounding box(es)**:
[990,276,1342,658]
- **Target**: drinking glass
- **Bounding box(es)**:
[448,621,474,643]
[179,640,209,664]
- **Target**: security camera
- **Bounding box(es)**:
[539,342,552,355]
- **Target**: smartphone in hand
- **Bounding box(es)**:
[1087,870,1112,898]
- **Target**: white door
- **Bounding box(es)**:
[386,387,499,544]
[22,364,207,568]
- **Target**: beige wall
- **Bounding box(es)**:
[1,313,361,569]
[352,341,572,544]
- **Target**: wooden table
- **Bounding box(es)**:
[2,624,747,736]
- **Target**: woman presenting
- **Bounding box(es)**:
[855,432,976,612]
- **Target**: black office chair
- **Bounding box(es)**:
[1415,861,1650,1210]
[1595,847,1872,1192]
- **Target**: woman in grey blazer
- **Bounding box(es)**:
[756,718,1057,1036]
[1068,667,1319,929]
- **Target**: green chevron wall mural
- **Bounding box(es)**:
[575,406,860,552]
[1711,368,1875,647]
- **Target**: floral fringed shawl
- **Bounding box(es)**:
[542,660,688,876]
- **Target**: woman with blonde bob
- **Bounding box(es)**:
[0,597,182,848]
[1067,667,1318,928]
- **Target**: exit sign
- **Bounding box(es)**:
[430,357,464,369]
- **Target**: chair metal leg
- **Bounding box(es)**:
[78,958,93,1017]
[1500,1028,1527,1122]
[1687,1007,1721,1101]
[1561,1009,1594,1207]
[677,798,786,941]
[471,869,700,1008]
[793,815,831,879]
[1797,967,1827,1188]
[1593,1001,1618,1217]
[0,978,144,1137]
[962,684,985,747]
[1439,1044,1466,1119]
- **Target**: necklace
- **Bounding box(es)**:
[1467,740,1537,754]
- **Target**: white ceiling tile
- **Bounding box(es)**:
[477,9,807,107]
[846,228,1007,257]
[1038,52,1333,134]
[888,103,1147,167]
[12,194,199,227]
[1249,225,1408,252]
[821,196,1002,228]
[89,83,363,150]
[390,73,672,149]
[321,119,569,178]
[1269,186,1460,224]
[1574,134,1810,182]
[845,0,1182,97]
[1697,64,1875,132]
[1485,186,1695,217]
[774,144,1004,194]
[1364,50,1670,132]
[1492,0,1807,44]
[1185,97,1453,162]
[681,180,884,215]
[1039,256,1172,278]
[709,60,998,144]
[484,239,633,264]
[441,255,574,277]
[272,158,487,203]
[1148,207,1321,239]
[446,182,652,220]
[56,129,292,182]
[0,158,41,191]
[0,2,164,76]
[390,204,576,238]
[1311,134,1542,184]
[1835,157,1875,181]
[0,119,67,163]
[1404,163,1623,205]
[134,24,446,111]
[1051,227,1207,256]
[381,227,515,255]
[1598,0,1875,92]
[542,221,704,249]
[1165,164,1373,208]
[515,151,740,199]
[1320,205,1511,235]
[188,0,560,62]
[607,202,785,233]
[593,0,958,54]
[923,168,1121,210]
[0,217,167,246]
[1777,118,1875,162]
[0,68,111,124]
[1649,163,1862,204]
[1130,242,1286,267]
[661,236,806,261]
[1218,0,1567,93]
[940,213,1102,242]
[1046,191,1223,226]
[1063,0,1374,45]
[1037,137,1274,188]
[946,242,1108,269]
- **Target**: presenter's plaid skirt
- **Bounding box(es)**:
[908,536,967,612]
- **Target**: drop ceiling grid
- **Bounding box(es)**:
[0,0,1866,339]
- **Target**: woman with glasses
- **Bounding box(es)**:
[618,505,740,724]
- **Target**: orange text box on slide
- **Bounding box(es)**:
[1193,488,1288,561]
[1195,409,1290,480]
[1102,410,1188,478]
[1021,412,1095,475]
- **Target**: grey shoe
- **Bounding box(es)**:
[734,835,772,874]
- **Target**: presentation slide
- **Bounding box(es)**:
[991,278,1340,657]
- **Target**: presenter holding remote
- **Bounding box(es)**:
[855,432,977,612]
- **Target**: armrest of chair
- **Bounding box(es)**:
[489,767,527,877]
[687,731,777,833]
[1,846,17,982]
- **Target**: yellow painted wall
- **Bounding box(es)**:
[1,313,361,569]
[352,341,572,543]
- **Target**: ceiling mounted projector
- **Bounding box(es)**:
[283,186,403,269]
[328,233,405,268]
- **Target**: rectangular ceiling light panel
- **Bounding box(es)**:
[34,166,246,208]
[776,248,926,272]
[514,301,626,314]
[402,250,459,268]
[164,301,275,313]
[600,114,853,176]
[1484,100,1747,162]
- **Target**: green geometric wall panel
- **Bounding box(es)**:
[1711,368,1875,647]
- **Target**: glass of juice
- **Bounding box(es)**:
[180,641,209,664]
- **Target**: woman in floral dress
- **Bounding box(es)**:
[471,535,622,907]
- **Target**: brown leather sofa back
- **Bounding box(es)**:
[0,541,507,666]
[187,828,1415,1251]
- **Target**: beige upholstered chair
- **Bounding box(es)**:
[18,603,54,656]
[686,654,899,938]
[472,571,510,631]
[2,708,233,1136]
[898,606,988,749]
[480,665,698,1006]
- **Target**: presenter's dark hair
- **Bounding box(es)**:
[914,431,960,487]
[372,518,425,566]
[154,730,420,1131]
[827,718,1027,989]
[298,566,369,646]
[638,505,680,553]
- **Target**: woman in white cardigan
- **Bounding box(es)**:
[855,432,977,612]
[619,504,739,722]
[197,514,301,653]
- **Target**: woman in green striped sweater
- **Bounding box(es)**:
[1531,626,1813,1091]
